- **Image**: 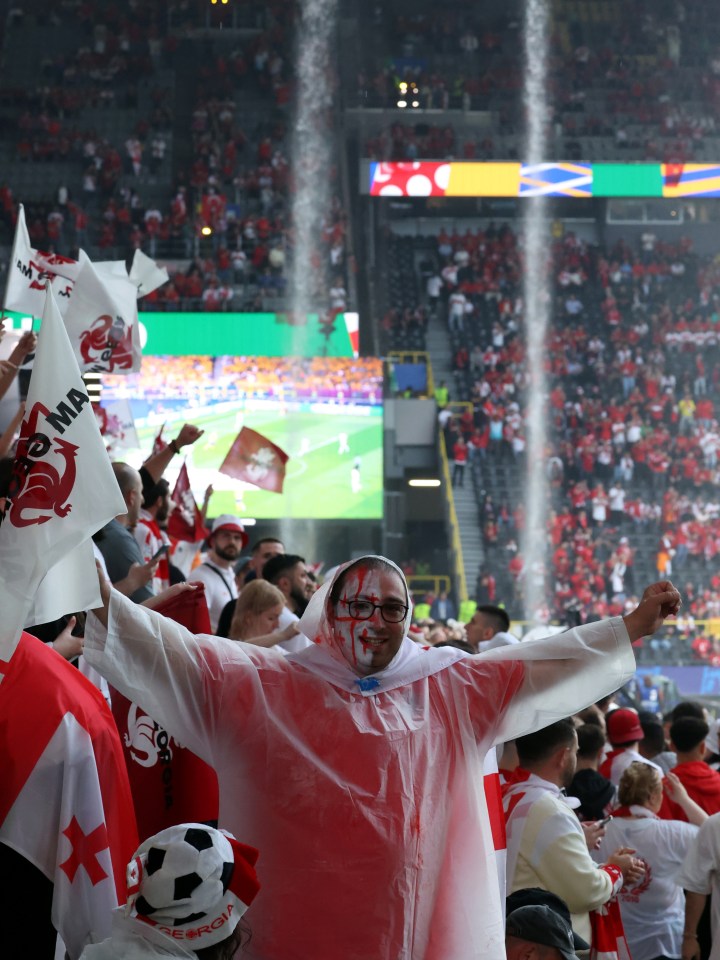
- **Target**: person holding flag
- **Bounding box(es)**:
[85,551,681,960]
[0,284,127,665]
[0,284,140,957]
[0,327,37,401]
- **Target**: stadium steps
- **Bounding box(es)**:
[425,309,486,599]
[453,484,485,601]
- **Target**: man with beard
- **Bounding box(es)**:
[261,553,314,652]
[134,477,172,593]
[504,718,645,950]
[190,515,248,631]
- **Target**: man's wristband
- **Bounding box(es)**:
[170,439,179,455]
[683,934,698,940]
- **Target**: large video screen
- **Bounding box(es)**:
[103,355,383,520]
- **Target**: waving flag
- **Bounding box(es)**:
[168,461,207,542]
[63,250,141,374]
[129,248,169,296]
[0,632,137,959]
[3,203,78,317]
[94,399,139,454]
[0,286,126,667]
[96,248,168,298]
[219,426,289,493]
[151,422,167,455]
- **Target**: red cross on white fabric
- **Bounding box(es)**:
[59,816,110,886]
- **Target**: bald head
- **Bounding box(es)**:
[112,461,143,529]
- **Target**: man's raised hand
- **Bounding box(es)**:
[622,580,681,643]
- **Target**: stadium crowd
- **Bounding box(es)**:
[361,2,720,164]
[0,0,351,320]
[6,1,720,959]
[104,355,383,404]
[414,222,720,644]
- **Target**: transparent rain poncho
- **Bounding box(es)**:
[85,557,635,960]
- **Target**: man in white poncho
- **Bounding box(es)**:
[85,555,680,960]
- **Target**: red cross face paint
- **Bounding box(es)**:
[330,564,407,675]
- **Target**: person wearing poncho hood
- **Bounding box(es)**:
[84,555,680,960]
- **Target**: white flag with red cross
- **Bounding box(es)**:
[0,632,138,959]
[0,286,126,668]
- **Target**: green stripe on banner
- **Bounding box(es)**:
[592,164,663,197]
[140,312,352,358]
[1,310,354,358]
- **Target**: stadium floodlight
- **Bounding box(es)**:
[411,101,420,108]
[201,225,213,236]
[397,100,407,108]
[408,479,441,488]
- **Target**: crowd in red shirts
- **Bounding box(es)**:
[430,220,720,655]
[0,1,350,318]
[361,2,720,165]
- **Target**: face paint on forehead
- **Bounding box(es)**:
[339,566,406,605]
[340,567,383,604]
[331,564,407,674]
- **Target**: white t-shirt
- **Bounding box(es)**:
[426,275,442,298]
[596,808,698,960]
[678,812,720,960]
[188,562,237,633]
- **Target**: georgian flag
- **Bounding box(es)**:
[168,461,207,543]
[0,632,138,959]
[0,286,126,667]
[483,749,507,903]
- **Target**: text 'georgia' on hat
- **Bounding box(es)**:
[126,823,260,950]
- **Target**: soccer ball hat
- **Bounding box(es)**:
[125,823,260,949]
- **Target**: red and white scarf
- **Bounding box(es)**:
[503,774,631,960]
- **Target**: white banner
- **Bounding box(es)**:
[0,286,126,666]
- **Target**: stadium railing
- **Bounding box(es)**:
[438,430,469,604]
[407,574,452,602]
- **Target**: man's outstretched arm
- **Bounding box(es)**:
[472,581,681,747]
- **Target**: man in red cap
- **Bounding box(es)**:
[599,708,662,785]
[190,515,248,631]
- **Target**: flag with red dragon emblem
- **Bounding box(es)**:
[3,203,78,316]
[62,249,142,374]
[0,286,126,666]
[4,205,167,375]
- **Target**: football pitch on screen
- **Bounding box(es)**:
[136,405,383,520]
